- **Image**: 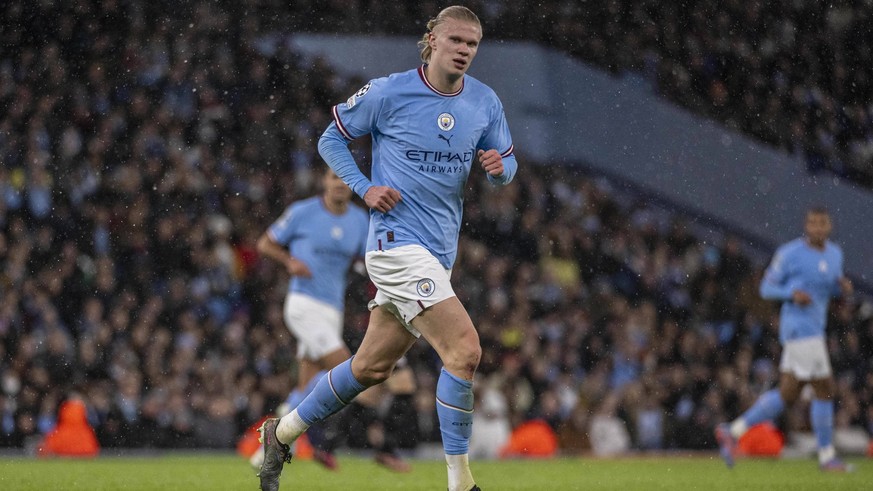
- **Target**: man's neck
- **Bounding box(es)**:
[323,197,348,215]
[425,65,462,93]
[806,237,826,250]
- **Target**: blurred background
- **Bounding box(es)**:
[1,0,871,460]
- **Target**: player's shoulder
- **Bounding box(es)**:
[291,196,323,214]
[825,240,843,257]
[344,68,416,107]
[367,68,420,94]
[778,237,806,255]
[462,73,500,99]
[387,67,422,84]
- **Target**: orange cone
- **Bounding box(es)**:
[499,419,558,458]
[37,399,100,458]
[737,422,784,457]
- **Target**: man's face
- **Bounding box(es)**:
[804,211,832,245]
[428,18,481,78]
[323,169,352,202]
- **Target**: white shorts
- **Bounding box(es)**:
[283,293,345,360]
[779,336,832,380]
[365,245,455,338]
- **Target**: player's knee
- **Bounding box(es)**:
[780,386,799,405]
[354,363,394,386]
[812,378,835,399]
[444,343,481,379]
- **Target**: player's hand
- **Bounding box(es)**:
[286,257,312,278]
[478,149,504,177]
[839,276,854,297]
[364,186,401,213]
[791,289,812,305]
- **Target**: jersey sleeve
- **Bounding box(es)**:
[267,204,300,246]
[318,78,390,199]
[759,247,792,301]
[330,78,388,140]
[477,97,517,185]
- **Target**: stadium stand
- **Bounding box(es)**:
[1,1,871,457]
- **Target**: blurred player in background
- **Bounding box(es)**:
[253,166,411,473]
[716,207,854,471]
[257,5,517,491]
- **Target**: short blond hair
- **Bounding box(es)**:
[417,6,482,63]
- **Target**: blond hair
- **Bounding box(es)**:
[417,6,482,63]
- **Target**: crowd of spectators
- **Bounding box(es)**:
[1,1,872,458]
[520,0,873,189]
[223,0,873,189]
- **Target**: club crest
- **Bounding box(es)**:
[437,113,455,131]
[416,278,436,297]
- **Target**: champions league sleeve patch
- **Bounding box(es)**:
[346,82,372,108]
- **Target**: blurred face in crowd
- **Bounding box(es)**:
[804,209,831,248]
[427,18,481,82]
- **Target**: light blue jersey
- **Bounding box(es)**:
[318,65,517,269]
[759,238,844,343]
[267,196,369,311]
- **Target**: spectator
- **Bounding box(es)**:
[0,0,871,460]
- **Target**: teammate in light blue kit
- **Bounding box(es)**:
[716,207,854,471]
[254,166,414,474]
[254,167,367,466]
[257,6,516,491]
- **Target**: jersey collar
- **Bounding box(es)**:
[418,65,464,97]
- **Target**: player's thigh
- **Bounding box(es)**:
[365,245,455,338]
[809,377,835,399]
[353,306,417,377]
[779,372,803,403]
[284,294,346,360]
[779,336,832,401]
[411,296,480,377]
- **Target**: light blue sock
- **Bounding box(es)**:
[296,359,365,425]
[285,370,327,409]
[435,368,474,455]
[742,389,785,426]
[811,399,834,449]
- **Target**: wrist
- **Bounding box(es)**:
[356,183,374,200]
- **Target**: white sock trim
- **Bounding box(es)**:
[446,453,475,491]
[730,419,748,439]
[275,409,309,445]
[818,445,836,464]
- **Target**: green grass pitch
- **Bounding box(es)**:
[0,453,867,490]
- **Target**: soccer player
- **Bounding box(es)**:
[254,166,410,472]
[716,207,854,471]
[257,6,517,491]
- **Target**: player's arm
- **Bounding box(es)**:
[759,250,797,302]
[478,149,517,185]
[837,276,853,297]
[833,248,853,298]
[318,125,372,200]
[318,78,401,212]
[256,231,312,278]
[477,97,517,186]
[318,126,400,213]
